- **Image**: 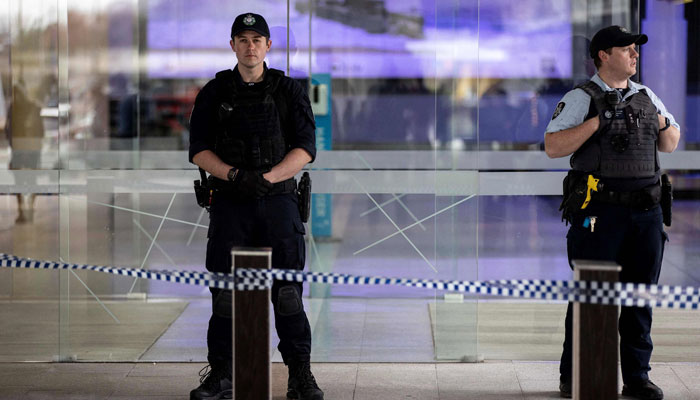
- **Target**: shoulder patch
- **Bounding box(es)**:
[552,102,566,120]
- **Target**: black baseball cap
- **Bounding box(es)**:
[231,13,270,39]
[589,25,648,58]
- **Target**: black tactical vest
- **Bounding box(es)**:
[570,81,660,180]
[213,68,289,170]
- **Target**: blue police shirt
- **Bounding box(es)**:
[545,73,680,135]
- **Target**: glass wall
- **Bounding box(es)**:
[0,0,698,365]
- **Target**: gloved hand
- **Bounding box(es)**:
[233,169,273,198]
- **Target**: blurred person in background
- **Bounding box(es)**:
[7,78,44,223]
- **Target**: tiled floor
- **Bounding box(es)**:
[0,300,187,362]
[0,361,698,399]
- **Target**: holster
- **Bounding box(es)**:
[559,171,590,225]
[194,168,213,211]
[297,171,311,223]
[661,173,672,227]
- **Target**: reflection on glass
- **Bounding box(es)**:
[2,1,57,225]
[0,0,697,369]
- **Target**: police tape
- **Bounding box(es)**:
[0,253,234,289]
[1,253,699,310]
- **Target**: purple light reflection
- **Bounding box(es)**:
[146,0,572,79]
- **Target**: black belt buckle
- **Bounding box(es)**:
[269,178,297,195]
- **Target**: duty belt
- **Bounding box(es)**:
[211,177,296,196]
[269,178,297,195]
[594,184,661,210]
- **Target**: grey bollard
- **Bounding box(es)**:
[232,248,272,400]
[572,260,621,400]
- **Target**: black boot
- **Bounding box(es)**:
[190,363,232,400]
[286,371,299,399]
[559,379,572,398]
[622,380,664,400]
[288,360,323,400]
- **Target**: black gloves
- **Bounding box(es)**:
[233,170,273,198]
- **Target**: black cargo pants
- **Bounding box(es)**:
[205,191,312,369]
[559,202,667,385]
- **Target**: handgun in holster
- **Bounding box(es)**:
[194,168,213,211]
[661,173,672,227]
[297,171,311,223]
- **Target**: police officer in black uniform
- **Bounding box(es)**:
[188,12,323,400]
[545,26,680,400]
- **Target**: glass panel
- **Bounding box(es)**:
[55,0,262,362]
[0,0,61,362]
[641,0,700,363]
[0,0,11,304]
[54,0,303,362]
[60,0,146,362]
[475,0,622,362]
[431,1,480,361]
[0,0,698,370]
[475,0,700,366]
[302,0,481,362]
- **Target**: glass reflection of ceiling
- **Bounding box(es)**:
[147,0,572,79]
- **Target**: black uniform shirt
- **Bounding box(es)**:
[189,64,316,164]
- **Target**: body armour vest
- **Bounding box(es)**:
[213,68,288,170]
[570,81,660,180]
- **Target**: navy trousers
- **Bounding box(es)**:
[559,202,666,384]
[205,191,312,368]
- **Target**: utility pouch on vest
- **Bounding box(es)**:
[661,174,672,227]
[559,172,602,225]
[297,172,311,223]
[640,184,661,209]
[624,105,638,134]
[605,91,620,106]
[559,171,586,225]
[194,168,213,211]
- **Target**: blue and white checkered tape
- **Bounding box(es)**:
[1,253,698,309]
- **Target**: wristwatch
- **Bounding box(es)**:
[227,167,239,182]
[660,116,671,132]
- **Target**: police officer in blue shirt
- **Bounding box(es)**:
[188,12,323,400]
[545,26,680,400]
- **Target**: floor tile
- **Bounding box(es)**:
[671,364,700,389]
[111,376,194,397]
[127,362,203,377]
[355,364,439,400]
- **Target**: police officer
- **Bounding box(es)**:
[188,12,323,400]
[544,26,680,400]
